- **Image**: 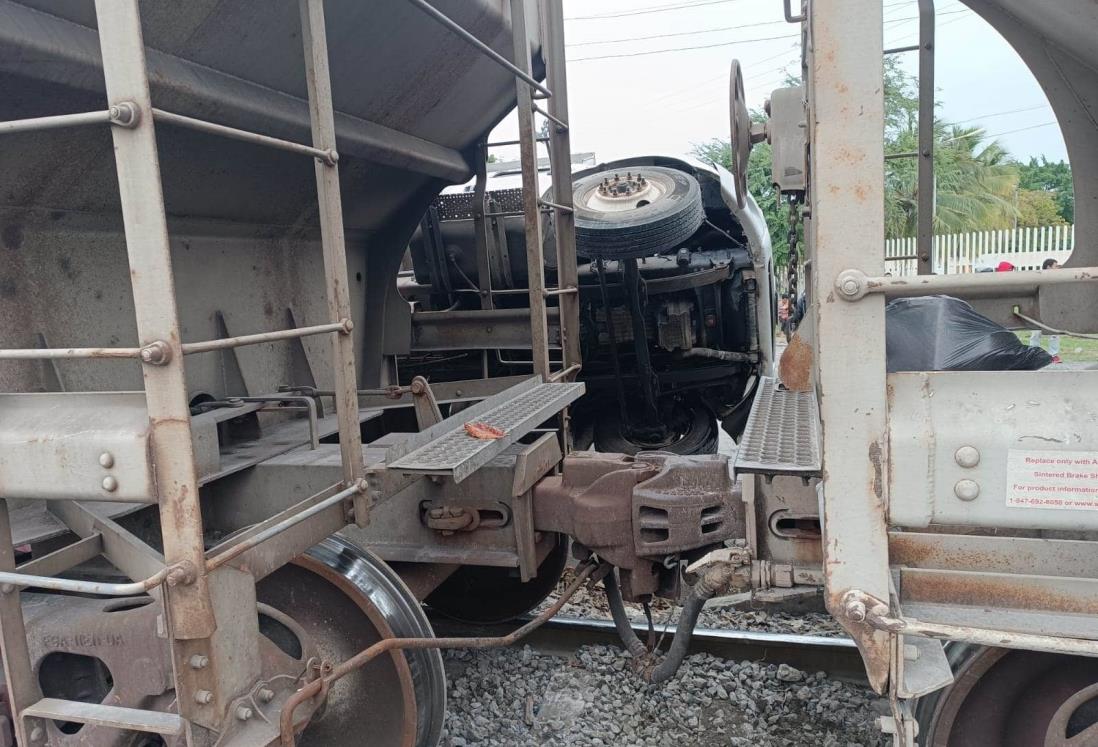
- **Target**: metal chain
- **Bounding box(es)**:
[786,197,802,302]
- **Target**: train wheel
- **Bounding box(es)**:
[257,537,446,747]
[915,644,1098,746]
[425,533,569,625]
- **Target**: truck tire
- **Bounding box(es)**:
[593,401,718,455]
[572,166,705,260]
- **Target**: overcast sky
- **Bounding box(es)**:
[489,0,1068,166]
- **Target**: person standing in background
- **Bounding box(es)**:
[1030,258,1062,362]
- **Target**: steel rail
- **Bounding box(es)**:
[488,615,866,681]
[401,0,552,97]
[278,560,603,746]
[151,108,337,165]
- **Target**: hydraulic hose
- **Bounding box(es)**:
[604,563,740,684]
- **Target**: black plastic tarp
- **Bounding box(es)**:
[886,295,1052,372]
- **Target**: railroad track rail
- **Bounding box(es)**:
[428,614,868,684]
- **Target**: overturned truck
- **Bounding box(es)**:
[2,0,1098,746]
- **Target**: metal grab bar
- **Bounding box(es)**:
[834,267,1098,301]
[0,320,350,361]
[151,108,337,165]
[0,346,142,360]
[844,590,1098,658]
[0,109,112,135]
[205,481,363,572]
[180,320,351,354]
[0,561,191,597]
[402,0,552,98]
[0,102,139,135]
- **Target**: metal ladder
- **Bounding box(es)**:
[0,0,365,741]
[447,0,583,385]
[0,1,582,742]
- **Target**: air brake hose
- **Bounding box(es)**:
[604,563,738,684]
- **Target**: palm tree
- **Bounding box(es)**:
[886,124,1019,238]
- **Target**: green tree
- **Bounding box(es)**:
[692,111,794,266]
[882,60,1019,237]
[1016,188,1067,227]
[1017,156,1074,223]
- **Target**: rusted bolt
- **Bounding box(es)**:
[189,654,209,670]
[954,479,980,502]
[258,688,275,703]
[954,445,980,468]
[101,475,118,493]
[236,705,253,721]
[99,452,115,469]
[194,690,214,705]
[166,561,197,588]
[139,340,172,366]
[835,269,867,301]
[29,726,44,742]
[109,101,140,128]
[843,598,867,623]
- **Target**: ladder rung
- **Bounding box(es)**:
[0,109,113,135]
[539,199,573,214]
[531,103,568,131]
[543,287,578,297]
[23,699,184,736]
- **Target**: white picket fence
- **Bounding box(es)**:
[885,224,1075,275]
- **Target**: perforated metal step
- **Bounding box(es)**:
[386,377,584,483]
[735,376,821,478]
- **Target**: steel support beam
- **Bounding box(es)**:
[0,502,42,746]
[916,0,935,275]
[300,0,367,524]
[510,0,552,380]
[807,0,893,694]
[541,0,582,382]
[93,0,215,641]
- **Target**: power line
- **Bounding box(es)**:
[570,33,799,62]
[567,18,788,47]
[568,10,967,63]
[942,121,1058,143]
[565,0,743,21]
[941,104,1051,128]
[643,43,800,106]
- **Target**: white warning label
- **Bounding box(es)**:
[1006,450,1098,510]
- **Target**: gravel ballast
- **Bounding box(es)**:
[440,644,888,746]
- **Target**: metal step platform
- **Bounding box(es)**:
[734,376,822,478]
[386,377,584,483]
[23,698,184,736]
